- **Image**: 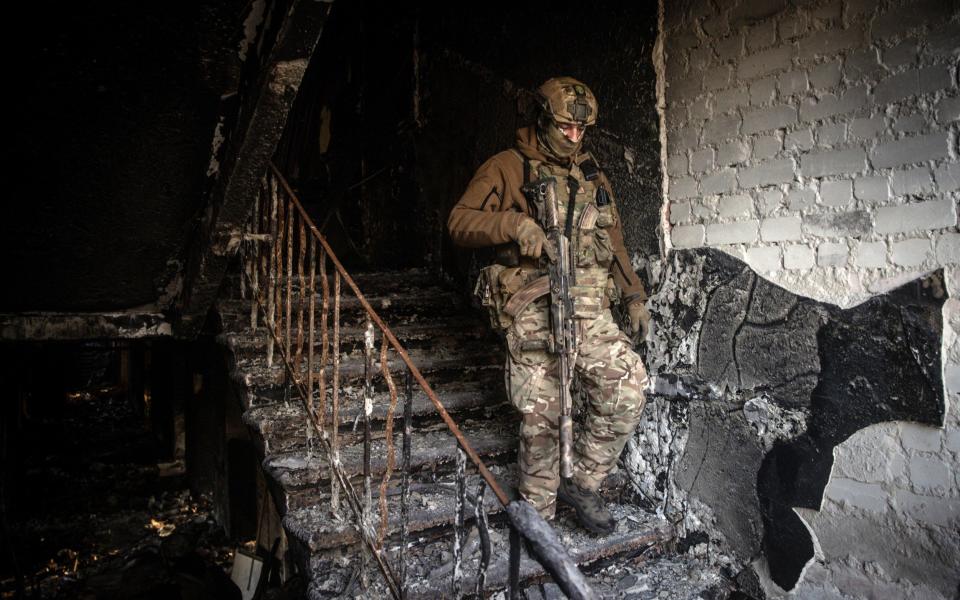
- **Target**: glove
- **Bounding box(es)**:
[627,300,651,340]
[513,217,549,259]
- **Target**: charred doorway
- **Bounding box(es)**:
[276,0,663,280]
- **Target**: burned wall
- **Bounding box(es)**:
[418,0,663,282]
[275,1,425,271]
[273,1,663,277]
[650,0,960,597]
[3,3,244,312]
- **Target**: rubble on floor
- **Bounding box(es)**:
[1,383,238,599]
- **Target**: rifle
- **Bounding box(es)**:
[523,177,577,479]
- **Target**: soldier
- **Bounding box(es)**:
[447,77,650,534]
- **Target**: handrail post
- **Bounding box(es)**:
[362,319,375,589]
[330,269,342,517]
[453,444,467,598]
[474,480,491,597]
[399,370,413,599]
[509,525,521,599]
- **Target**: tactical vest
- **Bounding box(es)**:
[474,152,618,330]
[527,155,617,320]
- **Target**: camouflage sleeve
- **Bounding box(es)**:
[447,155,526,248]
[601,173,647,304]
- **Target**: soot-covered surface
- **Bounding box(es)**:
[5,4,241,312]
[281,1,661,277]
[648,248,945,590]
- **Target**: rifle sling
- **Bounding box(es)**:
[564,175,578,240]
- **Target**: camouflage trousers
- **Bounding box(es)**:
[504,299,648,518]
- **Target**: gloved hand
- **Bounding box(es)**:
[513,217,549,259]
[627,300,651,340]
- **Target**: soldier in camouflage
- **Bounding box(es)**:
[448,77,650,534]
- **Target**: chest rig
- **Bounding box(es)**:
[523,154,617,319]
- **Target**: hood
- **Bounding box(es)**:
[515,126,551,163]
[516,125,581,166]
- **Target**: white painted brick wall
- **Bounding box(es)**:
[745,245,782,272]
[874,199,957,235]
[661,0,959,306]
[890,238,933,267]
[817,241,848,267]
[854,241,887,269]
[660,0,960,596]
[937,233,960,264]
[671,224,705,248]
[760,216,802,242]
[784,244,815,269]
[706,220,759,245]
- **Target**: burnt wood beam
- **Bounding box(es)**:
[174,0,333,338]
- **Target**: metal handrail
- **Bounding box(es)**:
[234,161,595,599]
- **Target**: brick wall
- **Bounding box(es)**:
[659,0,959,596]
[662,0,958,306]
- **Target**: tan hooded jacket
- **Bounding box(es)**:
[447,126,646,302]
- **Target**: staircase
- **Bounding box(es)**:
[212,167,675,598]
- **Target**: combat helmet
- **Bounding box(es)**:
[535,77,598,126]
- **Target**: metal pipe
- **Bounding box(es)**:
[509,526,521,599]
[474,480,491,597]
[453,444,466,598]
[378,335,400,548]
[331,269,341,516]
[250,191,260,330]
[295,220,307,374]
[399,369,412,598]
[285,199,293,362]
[265,175,280,367]
[318,247,330,428]
[274,184,285,367]
[307,236,316,425]
[363,319,375,589]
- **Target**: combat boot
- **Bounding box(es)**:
[557,478,615,535]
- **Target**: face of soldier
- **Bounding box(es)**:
[538,115,587,160]
[558,122,585,144]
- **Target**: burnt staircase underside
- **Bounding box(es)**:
[215,268,676,598]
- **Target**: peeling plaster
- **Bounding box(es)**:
[206,115,227,178]
[239,0,266,62]
[630,248,947,595]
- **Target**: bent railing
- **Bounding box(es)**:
[236,162,596,599]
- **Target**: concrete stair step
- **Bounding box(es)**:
[242,374,507,442]
[283,467,636,551]
[261,417,517,494]
[222,268,444,301]
[217,315,492,359]
[228,342,503,393]
[283,465,517,552]
[302,502,674,599]
[216,290,469,327]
